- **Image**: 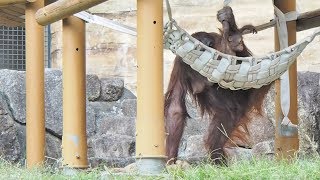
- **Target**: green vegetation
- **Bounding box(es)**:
[169,157,320,180]
[0,157,320,180]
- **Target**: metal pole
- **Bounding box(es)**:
[136,0,166,174]
[25,0,45,168]
[274,0,299,161]
[62,16,88,168]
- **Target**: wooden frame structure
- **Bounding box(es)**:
[1,0,319,174]
[35,0,108,25]
[0,0,35,7]
[1,0,166,173]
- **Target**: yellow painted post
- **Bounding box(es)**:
[25,0,45,168]
[274,0,299,161]
[136,0,166,174]
[62,16,88,168]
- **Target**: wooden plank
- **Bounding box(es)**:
[35,0,108,26]
[243,8,320,35]
[0,0,35,7]
[6,4,26,15]
[0,10,25,23]
[15,3,25,9]
[297,8,320,31]
[0,0,25,7]
[0,8,24,17]
[0,15,22,26]
[0,4,26,27]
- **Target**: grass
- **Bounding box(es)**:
[0,157,320,180]
[169,157,320,180]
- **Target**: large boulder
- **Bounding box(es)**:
[121,99,137,118]
[89,99,136,167]
[99,78,124,101]
[14,124,62,164]
[252,140,274,158]
[0,69,133,166]
[86,74,101,101]
[297,72,320,155]
[96,115,135,137]
[0,69,98,137]
[44,69,96,136]
[119,88,136,101]
[0,93,22,163]
[0,92,62,164]
[0,70,26,123]
[88,89,137,166]
[88,134,135,167]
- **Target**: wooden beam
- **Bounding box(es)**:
[243,8,320,34]
[297,8,320,31]
[0,10,25,23]
[0,15,22,27]
[0,0,36,7]
[274,0,299,162]
[35,0,108,26]
[2,5,26,16]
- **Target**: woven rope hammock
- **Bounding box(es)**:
[163,1,320,90]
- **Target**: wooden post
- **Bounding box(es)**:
[136,0,166,174]
[274,0,299,161]
[62,16,88,168]
[35,0,108,26]
[25,0,45,168]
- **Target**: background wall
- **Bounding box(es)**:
[50,0,320,94]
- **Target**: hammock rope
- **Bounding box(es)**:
[163,0,320,90]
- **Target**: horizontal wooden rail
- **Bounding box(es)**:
[297,8,320,31]
[0,0,36,7]
[243,8,320,34]
[35,0,108,26]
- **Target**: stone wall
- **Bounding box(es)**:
[0,69,137,167]
[0,69,319,167]
[50,0,320,94]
